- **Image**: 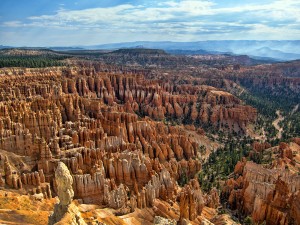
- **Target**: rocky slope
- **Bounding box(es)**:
[222,138,300,224]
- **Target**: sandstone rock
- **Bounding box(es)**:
[179,179,204,223]
[0,64,258,224]
[49,162,86,225]
[153,216,177,225]
[223,140,300,224]
[55,162,74,206]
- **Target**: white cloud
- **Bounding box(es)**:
[2,21,23,27]
[213,0,300,22]
[3,0,298,27]
[26,1,215,26]
[1,0,300,45]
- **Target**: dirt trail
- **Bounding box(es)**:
[272,110,284,139]
[291,104,299,115]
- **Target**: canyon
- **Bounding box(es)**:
[0,60,251,224]
[0,48,299,224]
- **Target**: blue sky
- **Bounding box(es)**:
[0,0,300,46]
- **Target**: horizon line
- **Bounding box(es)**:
[2,39,300,48]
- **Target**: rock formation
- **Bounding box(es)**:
[49,162,86,225]
[0,62,254,224]
[222,140,300,225]
[153,216,177,225]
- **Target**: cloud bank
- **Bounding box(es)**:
[1,0,300,46]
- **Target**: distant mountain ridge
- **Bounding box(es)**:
[247,47,300,61]
[81,40,300,61]
[1,40,300,61]
[112,48,167,55]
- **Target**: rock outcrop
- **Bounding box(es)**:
[49,162,86,225]
[153,216,177,225]
[179,179,207,224]
[222,140,300,225]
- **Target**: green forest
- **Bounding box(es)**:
[0,55,68,68]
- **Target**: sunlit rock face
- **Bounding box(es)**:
[48,162,86,225]
[222,140,300,225]
[0,64,255,224]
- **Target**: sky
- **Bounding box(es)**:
[0,0,300,46]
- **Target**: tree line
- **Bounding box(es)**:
[0,55,68,68]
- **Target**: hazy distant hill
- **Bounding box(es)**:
[0,45,14,49]
[112,48,167,55]
[3,40,300,61]
[246,47,300,61]
[83,40,300,61]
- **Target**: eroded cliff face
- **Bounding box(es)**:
[0,65,255,224]
[222,139,300,225]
